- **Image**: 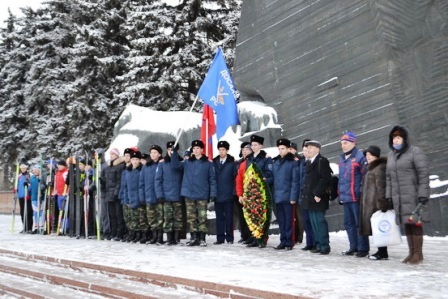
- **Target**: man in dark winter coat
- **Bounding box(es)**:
[338,131,369,257]
[300,140,332,255]
[298,139,315,251]
[235,142,253,244]
[155,141,184,245]
[386,125,429,264]
[212,141,237,245]
[95,148,109,239]
[243,134,273,248]
[104,148,126,241]
[272,138,299,250]
[289,142,304,244]
[171,140,217,247]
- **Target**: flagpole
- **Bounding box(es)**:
[205,117,209,157]
[173,95,200,149]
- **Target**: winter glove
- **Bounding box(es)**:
[26,195,31,200]
[207,201,215,212]
[418,197,429,205]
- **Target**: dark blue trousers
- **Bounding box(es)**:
[215,201,234,242]
[302,208,314,247]
[343,202,369,252]
[276,203,294,247]
[309,210,330,252]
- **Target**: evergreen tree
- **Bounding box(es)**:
[0,0,241,164]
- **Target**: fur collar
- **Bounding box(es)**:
[248,150,268,160]
[189,154,209,162]
[272,152,295,161]
[146,157,163,167]
[163,154,183,162]
[111,157,125,167]
[126,164,142,171]
[213,154,235,163]
[367,157,387,171]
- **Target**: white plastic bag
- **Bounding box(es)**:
[370,210,402,247]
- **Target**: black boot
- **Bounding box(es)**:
[174,230,180,245]
[187,232,198,246]
[166,231,174,245]
[369,247,388,260]
[156,229,164,245]
[148,229,158,244]
[199,232,207,247]
[139,231,147,244]
[131,231,141,243]
[126,231,135,243]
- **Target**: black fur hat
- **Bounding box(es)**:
[250,134,264,145]
[130,150,142,159]
[166,141,179,150]
[217,140,230,150]
[150,145,163,155]
[276,138,291,148]
[191,140,205,149]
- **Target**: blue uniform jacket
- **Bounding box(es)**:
[122,165,143,209]
[338,147,367,203]
[213,154,237,203]
[246,150,273,186]
[171,151,217,201]
[139,159,162,205]
[119,163,129,205]
[154,155,183,202]
[272,153,300,204]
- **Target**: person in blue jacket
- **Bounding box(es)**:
[212,140,237,245]
[118,148,132,242]
[155,141,184,245]
[140,145,164,245]
[338,131,369,257]
[29,165,46,234]
[272,138,300,250]
[244,134,273,248]
[171,140,217,247]
[122,150,145,243]
[17,164,32,233]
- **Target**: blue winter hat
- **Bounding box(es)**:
[340,131,357,143]
[46,159,57,168]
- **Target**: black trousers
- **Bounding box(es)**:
[108,201,124,238]
[19,197,33,231]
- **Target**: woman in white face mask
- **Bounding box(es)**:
[385,125,430,265]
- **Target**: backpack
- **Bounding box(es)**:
[318,158,339,201]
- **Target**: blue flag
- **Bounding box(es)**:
[197,48,239,139]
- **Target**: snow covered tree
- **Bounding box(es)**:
[0,0,241,164]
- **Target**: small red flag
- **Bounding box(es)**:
[200,104,216,160]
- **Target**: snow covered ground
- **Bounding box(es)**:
[1,214,447,298]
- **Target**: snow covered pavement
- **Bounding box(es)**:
[1,214,447,298]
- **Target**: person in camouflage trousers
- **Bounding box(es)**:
[122,150,146,243]
[155,141,184,245]
[119,148,133,242]
[140,145,164,245]
[171,140,217,247]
